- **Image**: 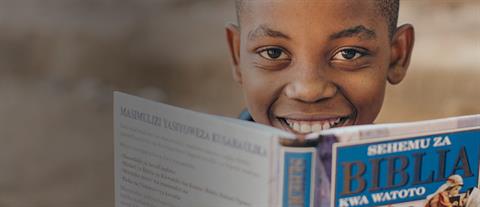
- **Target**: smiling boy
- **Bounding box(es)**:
[226,0,414,135]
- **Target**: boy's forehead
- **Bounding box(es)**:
[239,1,386,39]
[240,0,379,20]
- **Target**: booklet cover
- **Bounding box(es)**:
[114,92,480,207]
[332,126,480,207]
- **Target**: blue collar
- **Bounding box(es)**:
[238,109,254,122]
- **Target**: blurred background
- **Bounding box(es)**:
[0,0,478,206]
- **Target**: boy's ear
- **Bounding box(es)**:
[225,23,243,85]
[387,24,415,85]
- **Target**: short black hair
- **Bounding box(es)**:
[235,0,399,37]
[374,0,400,37]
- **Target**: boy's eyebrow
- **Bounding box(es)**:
[248,24,290,40]
[329,25,376,40]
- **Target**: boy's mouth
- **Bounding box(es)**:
[277,115,353,134]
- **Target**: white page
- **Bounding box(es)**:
[114,92,280,207]
[317,114,480,142]
[466,188,480,207]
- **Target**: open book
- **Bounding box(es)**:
[114,92,480,207]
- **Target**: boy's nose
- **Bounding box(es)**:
[284,75,337,103]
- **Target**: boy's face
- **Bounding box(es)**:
[227,0,414,135]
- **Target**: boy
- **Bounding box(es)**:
[226,1,415,205]
[226,0,414,134]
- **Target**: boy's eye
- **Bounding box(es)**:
[258,47,290,60]
[330,47,371,70]
[332,48,364,61]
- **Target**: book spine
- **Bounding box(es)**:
[280,147,316,207]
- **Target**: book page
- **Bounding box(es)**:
[114,92,279,207]
[466,188,480,207]
[319,114,480,142]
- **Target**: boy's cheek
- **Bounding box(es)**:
[356,99,384,124]
[334,68,388,124]
[244,95,273,125]
[242,74,278,125]
[348,81,386,124]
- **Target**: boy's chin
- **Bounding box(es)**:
[272,113,356,135]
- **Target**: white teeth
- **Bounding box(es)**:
[283,117,346,134]
[292,122,300,131]
[322,122,330,130]
[300,123,311,133]
[312,124,322,132]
